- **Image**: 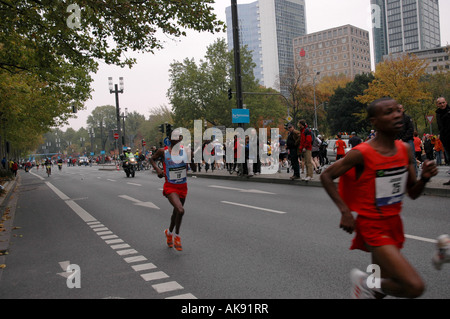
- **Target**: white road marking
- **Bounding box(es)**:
[118,195,160,210]
[152,281,184,294]
[210,185,276,194]
[46,182,96,222]
[127,182,142,186]
[29,171,45,181]
[132,263,157,272]
[405,234,437,244]
[141,271,169,282]
[124,256,147,263]
[110,243,131,250]
[116,249,138,256]
[166,293,197,299]
[221,201,287,214]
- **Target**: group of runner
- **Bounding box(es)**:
[149,98,449,298]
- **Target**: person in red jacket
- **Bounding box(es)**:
[334,134,347,160]
[298,119,313,181]
[320,97,437,299]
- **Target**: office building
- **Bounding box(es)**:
[293,25,372,82]
[226,0,307,94]
[371,0,441,66]
[386,46,449,74]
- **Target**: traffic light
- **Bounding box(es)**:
[228,88,232,100]
[158,124,165,133]
[166,123,173,137]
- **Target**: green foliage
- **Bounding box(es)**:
[1,0,224,156]
[168,38,286,131]
[327,73,375,135]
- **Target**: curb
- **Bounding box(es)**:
[187,172,450,198]
[187,172,325,188]
[0,178,18,209]
[99,166,450,198]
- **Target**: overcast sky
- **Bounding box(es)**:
[63,0,450,131]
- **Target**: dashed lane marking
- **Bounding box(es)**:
[43,180,196,299]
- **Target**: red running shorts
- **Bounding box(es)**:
[350,214,405,252]
[163,182,188,199]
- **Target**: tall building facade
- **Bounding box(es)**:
[371,0,441,66]
[226,0,307,94]
[293,25,372,82]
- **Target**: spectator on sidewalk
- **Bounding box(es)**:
[413,131,423,168]
[286,123,301,180]
[334,134,347,161]
[436,97,450,185]
[397,104,417,176]
[433,135,444,166]
[348,132,362,148]
[11,161,18,177]
[298,119,313,181]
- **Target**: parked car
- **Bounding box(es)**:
[326,138,351,163]
[78,156,89,166]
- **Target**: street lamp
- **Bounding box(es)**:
[89,128,95,156]
[313,71,320,132]
[109,76,124,152]
[121,107,128,147]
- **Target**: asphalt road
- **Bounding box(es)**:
[0,164,449,300]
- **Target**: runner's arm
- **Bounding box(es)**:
[150,148,165,178]
[320,150,364,234]
[405,143,438,199]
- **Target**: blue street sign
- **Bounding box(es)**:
[232,109,250,124]
[164,137,171,146]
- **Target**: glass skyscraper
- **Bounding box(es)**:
[371,0,441,65]
[226,0,307,94]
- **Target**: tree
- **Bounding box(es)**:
[327,73,375,135]
[124,111,146,149]
[138,105,173,147]
[355,54,432,130]
[86,105,118,153]
[278,59,311,127]
[168,38,285,130]
[1,0,224,157]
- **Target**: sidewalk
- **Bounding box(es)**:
[97,162,450,197]
[186,164,450,198]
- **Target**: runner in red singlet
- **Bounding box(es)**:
[321,98,438,299]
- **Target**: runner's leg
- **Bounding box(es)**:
[370,245,425,298]
[167,193,185,235]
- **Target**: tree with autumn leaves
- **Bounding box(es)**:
[0,0,224,158]
[356,53,437,132]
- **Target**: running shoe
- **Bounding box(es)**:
[432,234,450,270]
[350,268,375,299]
[165,229,173,248]
[174,235,182,251]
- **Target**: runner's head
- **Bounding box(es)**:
[170,129,182,146]
[367,98,403,134]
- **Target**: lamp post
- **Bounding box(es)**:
[89,128,95,157]
[313,71,320,132]
[109,77,124,152]
[121,107,128,148]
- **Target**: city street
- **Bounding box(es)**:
[0,164,449,300]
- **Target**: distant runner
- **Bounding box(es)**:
[150,130,189,251]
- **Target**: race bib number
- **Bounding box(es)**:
[375,166,408,206]
[168,166,186,183]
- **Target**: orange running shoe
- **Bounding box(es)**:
[174,235,182,251]
[165,229,173,248]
